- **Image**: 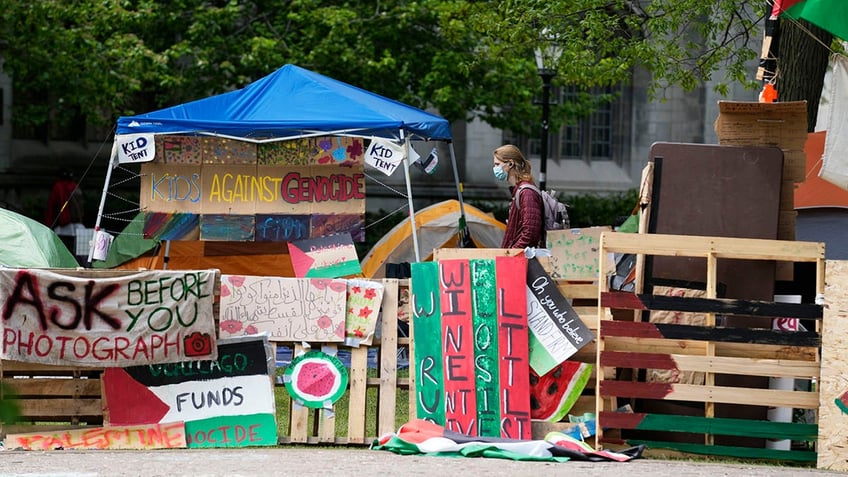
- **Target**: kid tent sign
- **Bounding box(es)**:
[0,267,218,367]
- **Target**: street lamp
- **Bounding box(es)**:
[534,32,561,192]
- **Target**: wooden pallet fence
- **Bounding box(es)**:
[276,278,411,445]
[596,232,825,463]
[430,248,600,439]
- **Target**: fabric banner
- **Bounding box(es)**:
[818,53,848,191]
[0,268,218,367]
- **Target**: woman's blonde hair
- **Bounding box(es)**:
[494,144,534,182]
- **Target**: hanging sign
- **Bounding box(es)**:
[364,139,405,176]
[116,133,156,164]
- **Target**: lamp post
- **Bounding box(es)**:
[535,32,561,192]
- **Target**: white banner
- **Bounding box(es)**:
[0,268,218,367]
[819,53,848,190]
[364,139,405,176]
[116,133,156,164]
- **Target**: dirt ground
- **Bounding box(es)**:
[1,447,845,477]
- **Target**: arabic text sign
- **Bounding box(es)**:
[0,268,218,367]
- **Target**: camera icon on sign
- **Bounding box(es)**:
[184,332,213,357]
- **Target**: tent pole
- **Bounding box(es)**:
[86,143,118,267]
[402,133,421,262]
[447,141,471,246]
[163,240,171,270]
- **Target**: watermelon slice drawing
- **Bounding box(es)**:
[284,350,349,409]
[530,360,592,422]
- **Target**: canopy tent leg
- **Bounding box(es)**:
[447,141,472,246]
[86,145,118,267]
[402,133,421,263]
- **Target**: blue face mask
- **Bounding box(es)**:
[493,165,508,182]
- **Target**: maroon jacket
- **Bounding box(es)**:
[500,180,544,249]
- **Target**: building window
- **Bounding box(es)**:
[505,83,629,166]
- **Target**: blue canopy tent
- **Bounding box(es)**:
[92,64,469,266]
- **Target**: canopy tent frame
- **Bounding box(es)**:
[88,64,469,268]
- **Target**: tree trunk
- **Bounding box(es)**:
[777,20,833,132]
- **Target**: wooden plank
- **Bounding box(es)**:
[601,320,819,347]
[599,412,817,441]
[317,345,338,444]
[599,381,819,409]
[817,260,848,471]
[600,231,824,261]
[1,361,103,375]
[600,351,819,379]
[377,279,399,438]
[609,439,816,463]
[2,378,101,397]
[601,291,823,319]
[346,346,369,444]
[288,344,309,443]
[556,282,599,300]
[16,398,103,418]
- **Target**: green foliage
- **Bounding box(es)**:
[0,382,20,424]
[0,0,763,136]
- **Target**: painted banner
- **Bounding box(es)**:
[526,258,594,375]
[410,257,531,439]
[439,259,478,436]
[218,275,347,342]
[470,259,500,437]
[0,268,217,367]
[5,422,187,451]
[411,261,444,424]
[287,232,362,278]
[495,255,532,440]
[344,279,385,347]
[103,334,277,448]
[139,135,366,242]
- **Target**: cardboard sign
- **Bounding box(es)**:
[411,261,445,424]
[218,275,347,342]
[5,422,187,451]
[470,259,500,437]
[526,258,594,375]
[0,268,218,367]
[545,226,612,280]
[288,233,362,278]
[139,135,366,241]
[103,335,277,448]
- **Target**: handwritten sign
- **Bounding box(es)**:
[0,268,218,367]
[139,135,366,242]
[344,279,384,347]
[526,258,594,375]
[410,257,531,439]
[545,226,612,280]
[116,133,156,164]
[411,261,445,424]
[288,233,362,278]
[439,259,478,436]
[364,139,405,176]
[218,275,347,342]
[5,422,187,450]
[103,335,277,448]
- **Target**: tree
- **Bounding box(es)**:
[777,20,833,131]
[0,1,814,138]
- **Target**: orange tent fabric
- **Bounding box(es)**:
[795,131,848,209]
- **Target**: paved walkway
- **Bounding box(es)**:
[1,447,845,477]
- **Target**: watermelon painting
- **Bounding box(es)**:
[284,350,349,409]
[529,360,592,422]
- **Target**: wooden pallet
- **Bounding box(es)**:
[596,232,824,463]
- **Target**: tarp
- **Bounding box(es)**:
[116,64,451,142]
[0,207,79,268]
[360,200,505,279]
[796,131,848,209]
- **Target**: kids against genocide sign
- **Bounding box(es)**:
[0,268,218,367]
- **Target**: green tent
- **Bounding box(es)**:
[0,207,79,268]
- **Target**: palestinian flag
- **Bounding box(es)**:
[773,0,848,41]
[371,419,644,463]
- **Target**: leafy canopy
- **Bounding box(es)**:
[0,1,761,136]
